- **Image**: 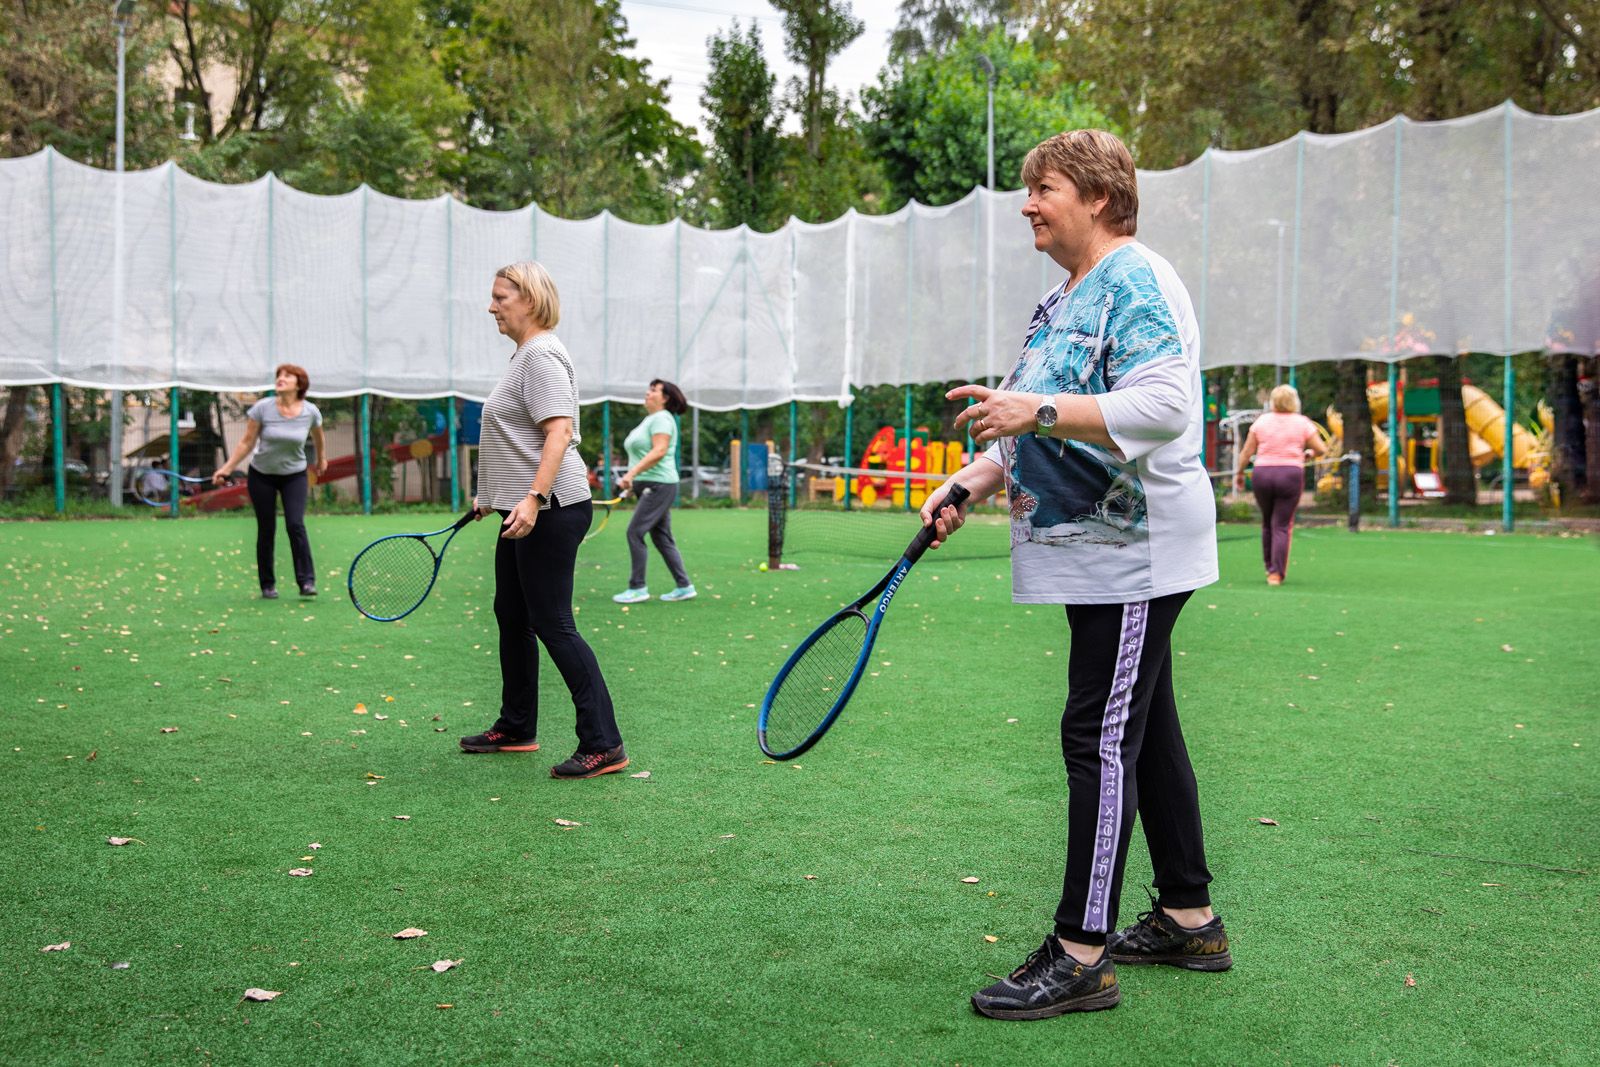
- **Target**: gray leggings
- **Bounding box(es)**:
[627,481,691,590]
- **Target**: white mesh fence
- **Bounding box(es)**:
[3,102,1597,408]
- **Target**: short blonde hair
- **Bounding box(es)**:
[1269,384,1301,413]
[1021,129,1138,237]
[494,261,560,329]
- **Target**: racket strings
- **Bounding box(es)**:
[763,610,869,756]
[349,537,439,620]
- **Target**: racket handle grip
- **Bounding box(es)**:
[905,481,971,563]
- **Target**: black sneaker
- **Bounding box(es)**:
[550,744,629,779]
[299,582,317,597]
[459,729,540,753]
[261,586,279,600]
[970,937,1120,1020]
[1106,906,1232,971]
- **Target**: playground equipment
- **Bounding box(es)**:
[176,433,449,511]
[829,426,966,508]
[1318,382,1550,494]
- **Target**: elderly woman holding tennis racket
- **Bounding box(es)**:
[458,261,627,780]
[920,129,1228,1021]
[214,363,327,599]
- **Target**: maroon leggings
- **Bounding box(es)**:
[1251,465,1305,578]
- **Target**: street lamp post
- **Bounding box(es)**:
[975,54,996,192]
[976,53,997,422]
[1265,218,1288,389]
[109,0,136,507]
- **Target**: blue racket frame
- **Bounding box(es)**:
[347,510,477,622]
[757,482,969,760]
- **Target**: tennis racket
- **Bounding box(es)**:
[348,510,477,622]
[128,467,236,506]
[758,482,970,760]
[584,492,628,543]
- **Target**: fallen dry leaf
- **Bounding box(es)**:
[106,836,140,846]
[553,819,583,827]
[393,928,428,940]
[242,988,282,1002]
[364,772,385,780]
[430,959,463,973]
[1404,973,1417,987]
[1258,818,1279,826]
[630,770,651,779]
[86,749,97,761]
[159,727,179,734]
[309,843,322,850]
[394,815,412,821]
[374,714,389,721]
[288,868,314,877]
[719,834,736,839]
[961,877,980,884]
[983,935,999,943]
[803,874,817,881]
[436,1003,453,1010]
[40,941,71,952]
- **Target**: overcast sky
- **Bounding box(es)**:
[617,0,903,134]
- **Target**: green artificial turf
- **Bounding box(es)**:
[2,511,1597,1065]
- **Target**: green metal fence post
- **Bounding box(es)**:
[1501,107,1516,533]
[51,383,65,514]
[447,398,460,511]
[1387,365,1400,528]
[360,394,372,514]
[843,392,854,511]
[788,400,798,508]
[903,385,913,512]
[1502,357,1515,531]
[602,402,612,499]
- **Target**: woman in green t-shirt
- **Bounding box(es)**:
[613,379,695,604]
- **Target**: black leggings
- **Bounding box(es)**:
[246,468,314,590]
[1054,591,1213,945]
[491,500,621,753]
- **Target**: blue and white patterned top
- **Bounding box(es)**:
[985,243,1217,604]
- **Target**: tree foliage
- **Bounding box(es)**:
[700,22,784,230]
[864,28,1112,209]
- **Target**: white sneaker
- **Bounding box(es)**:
[613,588,649,604]
[660,585,697,602]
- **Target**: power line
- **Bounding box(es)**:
[620,0,783,24]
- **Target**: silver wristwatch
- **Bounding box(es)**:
[1034,397,1059,432]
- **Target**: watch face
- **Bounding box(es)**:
[1036,402,1059,429]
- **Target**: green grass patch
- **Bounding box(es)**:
[2,512,1597,1064]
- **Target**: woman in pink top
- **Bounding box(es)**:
[1233,385,1327,585]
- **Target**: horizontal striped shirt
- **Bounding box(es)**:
[477,333,591,511]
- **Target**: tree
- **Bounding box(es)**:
[1,0,177,166]
[434,0,700,220]
[700,22,783,230]
[889,0,1015,61]
[864,27,1111,208]
[771,0,864,161]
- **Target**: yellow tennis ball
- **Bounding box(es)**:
[758,562,769,572]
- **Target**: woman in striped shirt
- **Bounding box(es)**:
[458,261,628,779]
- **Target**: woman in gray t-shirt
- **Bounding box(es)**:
[215,363,328,599]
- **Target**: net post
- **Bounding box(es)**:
[1387,364,1400,527]
[602,401,612,499]
[1501,106,1515,533]
[788,400,798,508]
[169,387,180,515]
[767,461,787,570]
[902,386,913,512]
[447,398,460,510]
[1345,452,1361,531]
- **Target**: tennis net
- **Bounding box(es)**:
[767,461,1010,566]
